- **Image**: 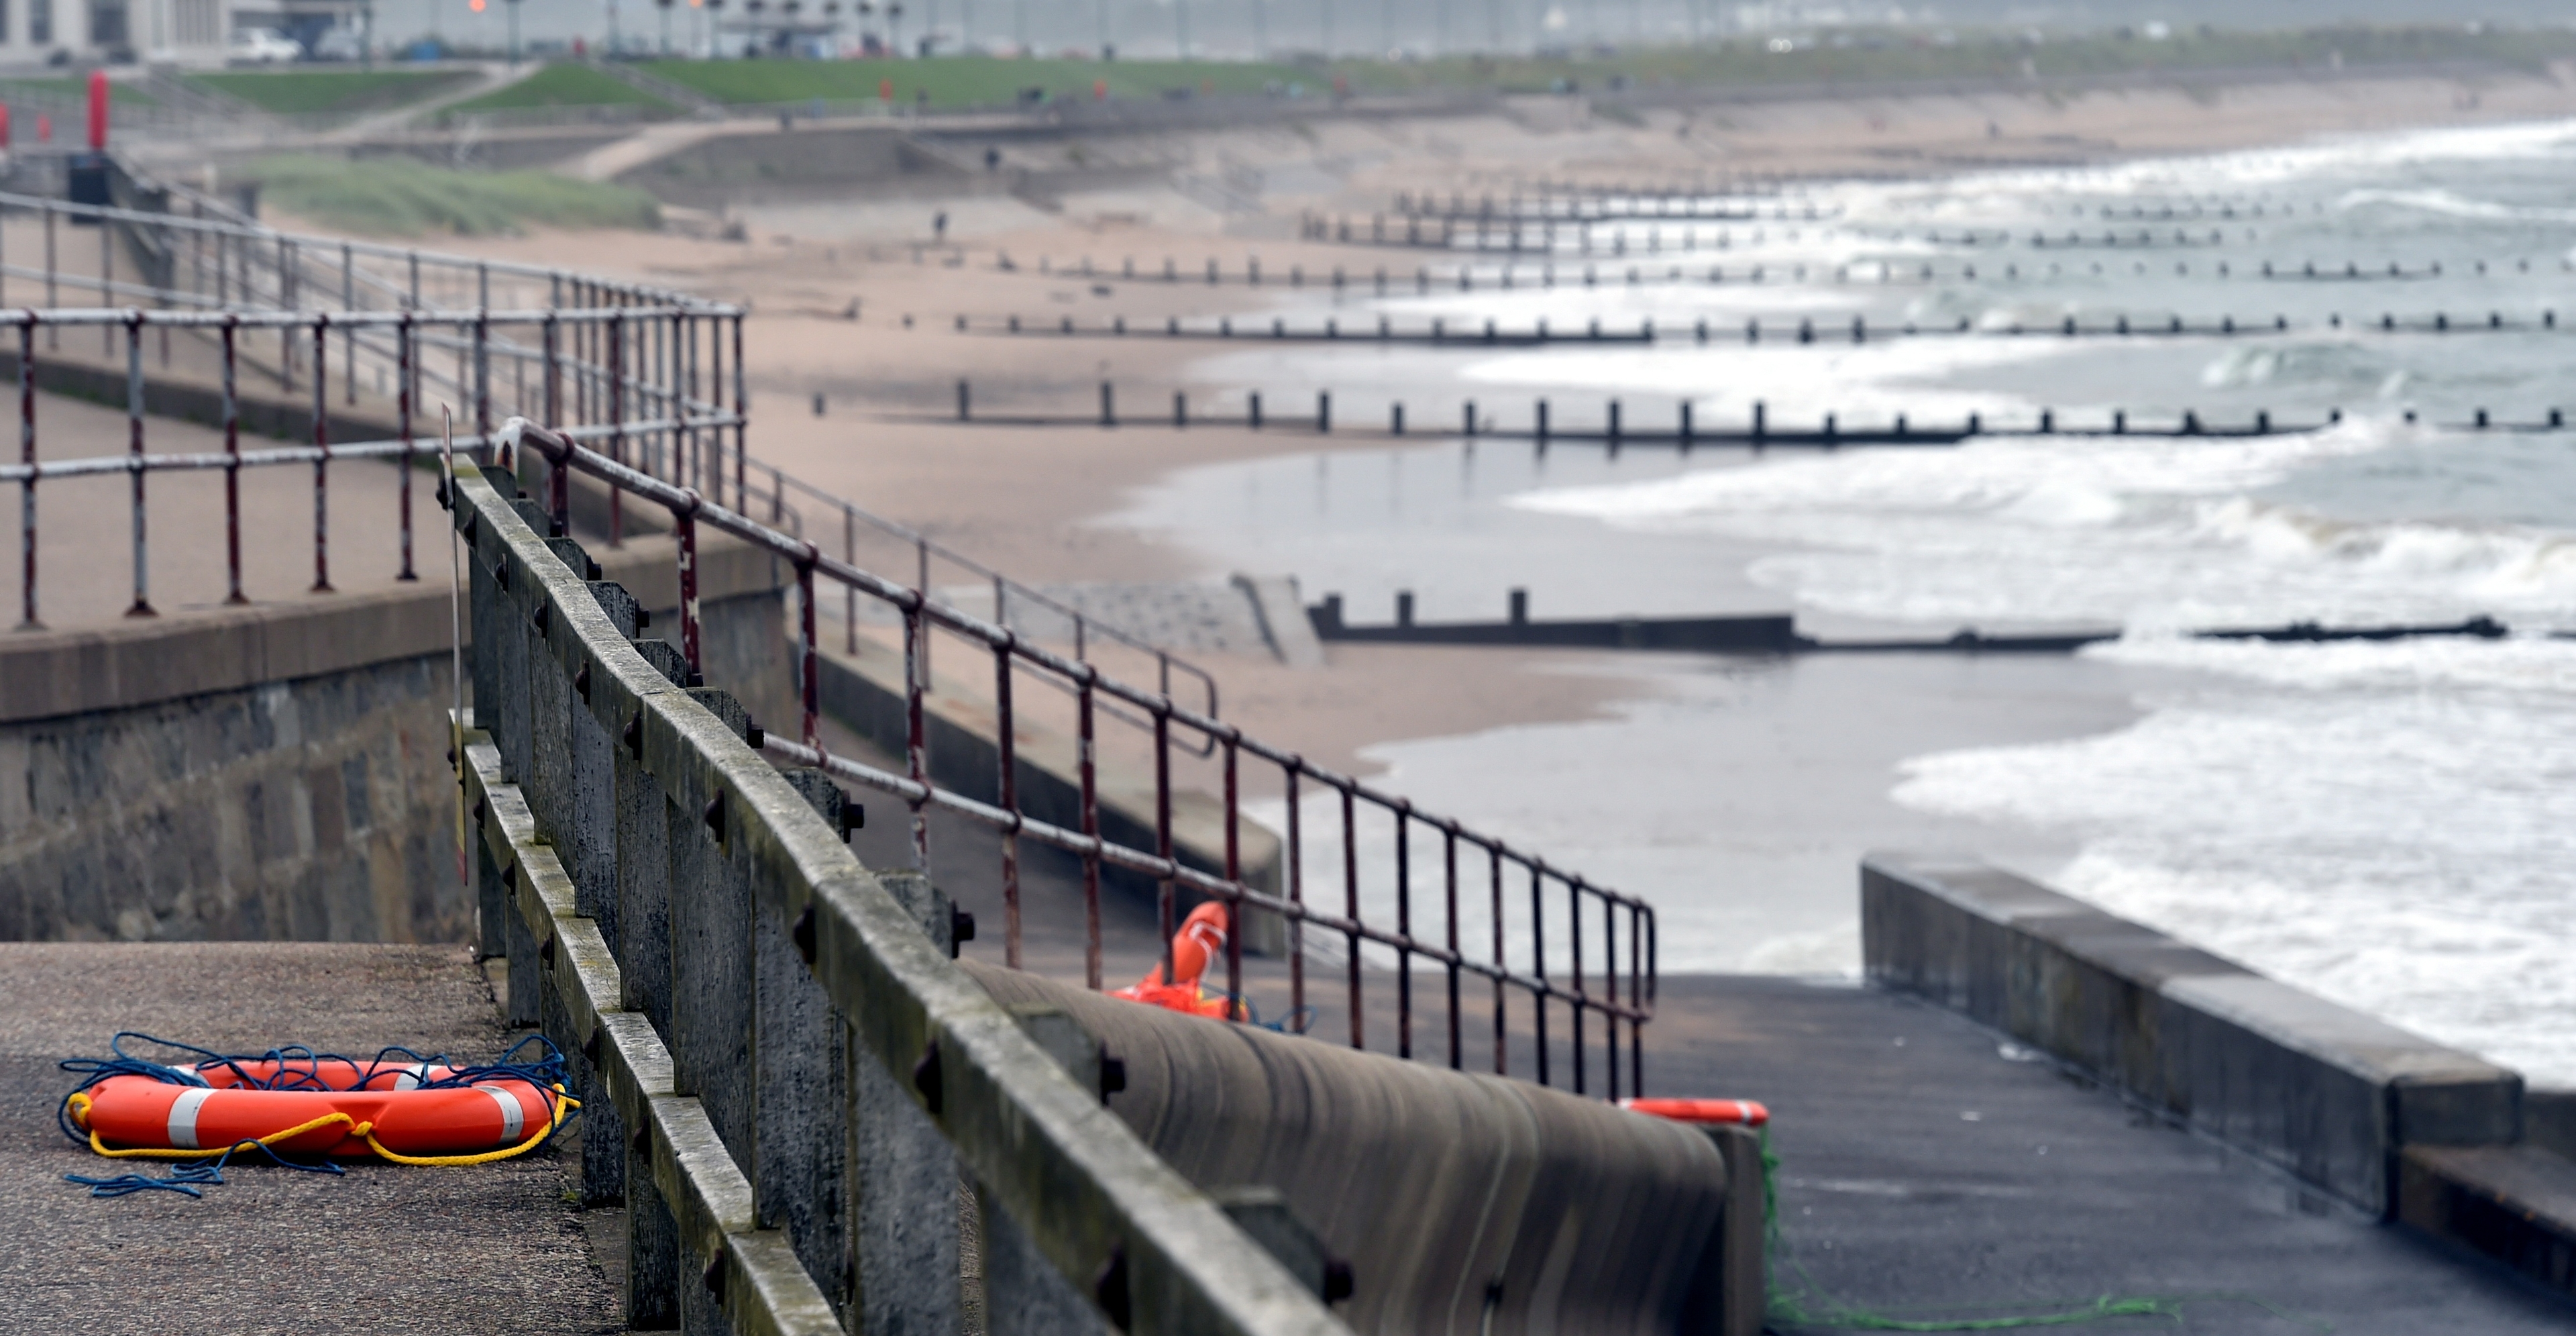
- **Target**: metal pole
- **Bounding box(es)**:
[42,203,56,350]
[123,311,150,617]
[996,641,1021,970]
[799,560,819,747]
[608,311,624,545]
[1079,673,1102,990]
[312,316,332,592]
[1286,768,1304,1031]
[15,315,34,629]
[341,241,356,406]
[677,506,700,673]
[905,601,930,872]
[222,316,244,603]
[731,314,747,512]
[1342,786,1361,1048]
[397,315,415,582]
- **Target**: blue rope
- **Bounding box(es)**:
[66,1137,350,1199]
[59,1031,581,1200]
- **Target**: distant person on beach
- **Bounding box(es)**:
[934,211,949,242]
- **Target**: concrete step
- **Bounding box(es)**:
[2402,1143,2576,1300]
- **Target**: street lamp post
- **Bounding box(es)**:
[656,0,673,54]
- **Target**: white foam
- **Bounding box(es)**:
[1892,686,2576,1083]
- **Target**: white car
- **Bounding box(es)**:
[229,28,303,64]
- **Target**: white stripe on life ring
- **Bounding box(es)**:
[166,1087,215,1150]
[478,1084,525,1143]
[393,1064,429,1091]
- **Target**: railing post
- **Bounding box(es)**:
[312,315,333,592]
[1079,672,1102,990]
[904,599,930,872]
[42,201,57,350]
[731,313,747,512]
[123,310,151,617]
[608,311,625,546]
[798,558,819,747]
[341,240,356,406]
[474,309,492,460]
[676,503,700,675]
[14,313,34,629]
[396,315,415,581]
[543,313,566,532]
[996,640,1021,969]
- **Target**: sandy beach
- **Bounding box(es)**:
[311,65,2576,785]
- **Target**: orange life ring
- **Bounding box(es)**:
[66,1061,561,1163]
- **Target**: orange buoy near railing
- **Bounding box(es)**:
[1113,901,1242,1020]
[1620,1097,1770,1127]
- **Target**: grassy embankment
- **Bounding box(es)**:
[603,23,2576,110]
[186,69,474,114]
[441,62,676,115]
[241,155,661,236]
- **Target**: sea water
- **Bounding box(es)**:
[1114,118,2576,1082]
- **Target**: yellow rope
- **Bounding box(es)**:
[64,1086,580,1167]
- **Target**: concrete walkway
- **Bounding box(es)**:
[1653,975,2573,1334]
[0,943,619,1333]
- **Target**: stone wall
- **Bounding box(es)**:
[0,531,787,944]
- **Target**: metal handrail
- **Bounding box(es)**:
[509,416,1657,1098]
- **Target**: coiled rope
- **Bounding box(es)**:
[56,1031,581,1199]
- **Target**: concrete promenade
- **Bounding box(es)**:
[9,937,2569,1331]
[1662,976,2574,1335]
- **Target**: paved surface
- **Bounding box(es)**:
[1650,975,2574,1335]
[0,943,619,1335]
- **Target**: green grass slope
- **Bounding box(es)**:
[244,156,661,237]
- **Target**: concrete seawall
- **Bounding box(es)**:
[0,531,787,944]
[1861,853,2521,1216]
[1864,854,2576,1303]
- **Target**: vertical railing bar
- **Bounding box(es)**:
[798,559,819,748]
[341,240,356,406]
[1285,766,1305,1033]
[123,309,150,617]
[473,309,491,462]
[396,315,414,582]
[1395,805,1411,1061]
[43,201,57,350]
[1154,705,1175,989]
[1342,786,1361,1049]
[607,310,623,546]
[1631,903,1646,1098]
[1079,670,1103,990]
[1532,864,1549,1088]
[1443,823,1460,1069]
[1490,847,1506,1076]
[1569,874,1586,1096]
[1222,735,1242,1021]
[543,313,564,531]
[676,503,700,676]
[274,237,290,389]
[839,506,857,654]
[996,641,1022,970]
[311,314,331,592]
[100,215,113,357]
[904,599,930,873]
[731,314,746,511]
[15,313,35,629]
[1603,890,1619,1098]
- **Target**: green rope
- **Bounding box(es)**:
[1757,1131,2328,1333]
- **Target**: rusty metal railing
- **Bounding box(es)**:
[506,417,1658,1098]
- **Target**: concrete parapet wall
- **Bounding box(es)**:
[0,528,788,944]
[1861,853,2522,1216]
[963,960,1748,1335]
